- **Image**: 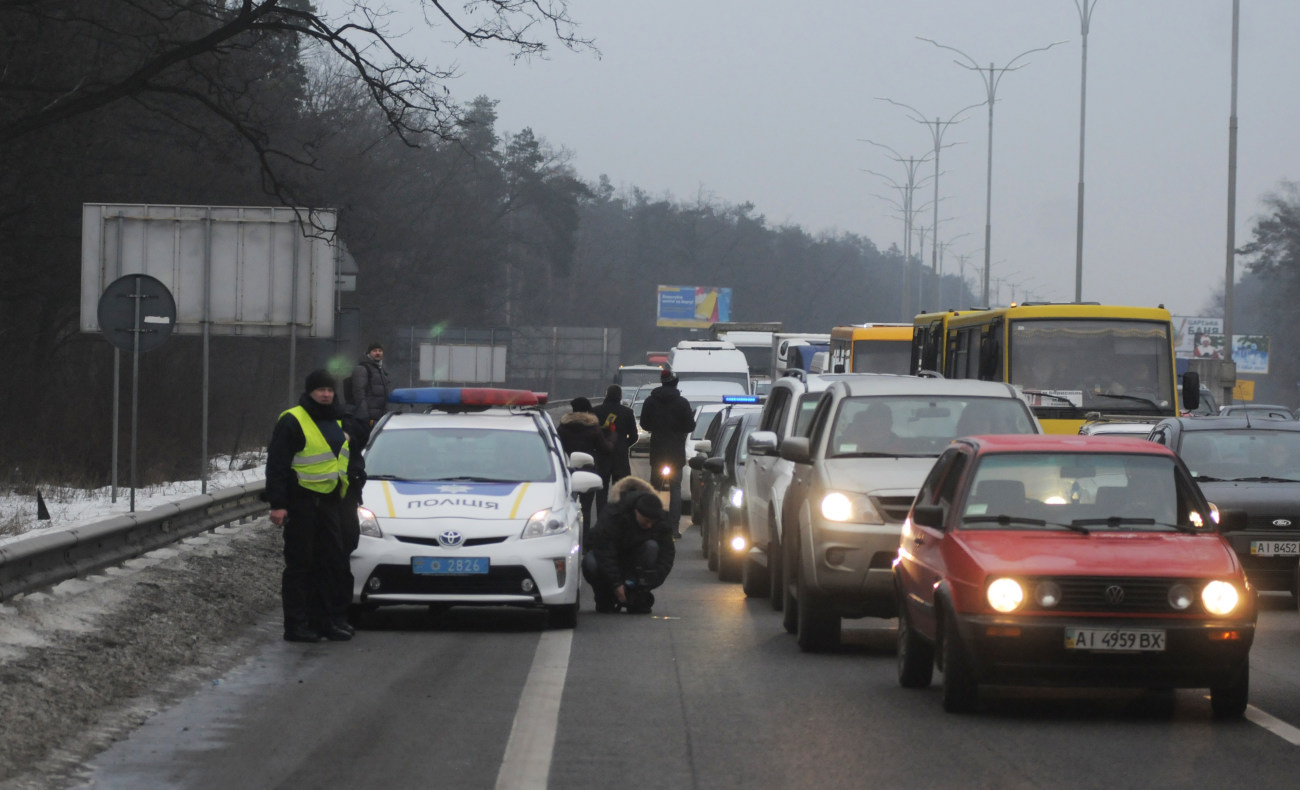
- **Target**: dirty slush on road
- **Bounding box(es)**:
[0,523,283,789]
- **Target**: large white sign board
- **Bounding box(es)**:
[81,203,338,337]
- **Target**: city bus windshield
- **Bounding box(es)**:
[1008,319,1175,415]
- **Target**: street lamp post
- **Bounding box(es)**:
[879,97,982,311]
[938,232,972,309]
[1222,0,1241,407]
[919,37,1065,307]
[1074,1,1100,302]
[864,140,933,320]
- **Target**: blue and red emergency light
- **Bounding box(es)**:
[388,387,542,408]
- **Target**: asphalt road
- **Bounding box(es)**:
[71,469,1300,789]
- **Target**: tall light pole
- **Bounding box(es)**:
[938,232,972,309]
[864,140,933,320]
[878,97,982,311]
[919,37,1065,307]
[1074,1,1099,302]
[1222,0,1240,407]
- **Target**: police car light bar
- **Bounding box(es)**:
[388,387,540,407]
[722,395,760,404]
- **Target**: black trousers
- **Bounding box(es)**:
[281,488,349,633]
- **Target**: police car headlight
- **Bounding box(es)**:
[358,507,383,538]
[522,508,570,539]
[819,491,882,524]
[729,487,744,508]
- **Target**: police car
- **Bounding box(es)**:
[350,387,603,628]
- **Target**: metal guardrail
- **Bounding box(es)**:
[0,398,583,602]
[0,481,268,602]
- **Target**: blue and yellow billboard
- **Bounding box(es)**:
[656,285,731,328]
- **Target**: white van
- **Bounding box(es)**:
[667,341,751,392]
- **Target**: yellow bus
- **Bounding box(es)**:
[909,309,972,376]
[911,303,1200,434]
[828,323,912,374]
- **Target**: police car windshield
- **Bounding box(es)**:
[366,427,556,483]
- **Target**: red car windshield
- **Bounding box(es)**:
[961,452,1209,533]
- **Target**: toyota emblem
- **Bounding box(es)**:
[1272,519,1292,527]
[437,530,464,548]
[1104,585,1126,605]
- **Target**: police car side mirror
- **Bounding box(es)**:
[568,451,595,470]
[571,470,603,494]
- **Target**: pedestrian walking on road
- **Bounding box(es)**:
[591,383,638,488]
[265,369,354,643]
[638,368,695,538]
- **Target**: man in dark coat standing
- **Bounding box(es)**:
[350,342,391,424]
[582,476,676,614]
[266,369,354,643]
[591,383,637,484]
[638,368,695,538]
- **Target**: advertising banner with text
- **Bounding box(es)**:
[656,285,732,328]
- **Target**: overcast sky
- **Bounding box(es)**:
[344,1,1300,319]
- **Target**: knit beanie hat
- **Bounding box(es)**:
[633,492,664,519]
[304,369,337,393]
[571,397,592,413]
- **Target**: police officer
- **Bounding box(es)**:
[582,477,675,614]
[266,369,354,643]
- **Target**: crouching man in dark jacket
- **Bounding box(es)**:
[582,476,675,614]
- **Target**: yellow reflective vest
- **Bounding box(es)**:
[281,406,350,497]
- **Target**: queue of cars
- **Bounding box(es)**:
[353,339,1295,720]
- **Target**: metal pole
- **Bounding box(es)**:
[112,347,120,504]
[1222,0,1240,407]
[918,37,1065,307]
[982,76,994,307]
[930,118,941,312]
[1074,1,1099,302]
[130,275,141,513]
[201,208,212,494]
[288,221,299,402]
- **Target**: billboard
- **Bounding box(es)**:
[656,285,731,328]
[81,203,339,338]
[1172,316,1269,373]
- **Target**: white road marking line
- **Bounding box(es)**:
[1246,705,1300,746]
[495,629,574,790]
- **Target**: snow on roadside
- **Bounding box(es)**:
[0,452,267,549]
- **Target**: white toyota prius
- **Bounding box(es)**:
[350,387,603,628]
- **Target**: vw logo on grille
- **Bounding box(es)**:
[1104,585,1126,605]
[437,530,464,548]
[1272,518,1292,527]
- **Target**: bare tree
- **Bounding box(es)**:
[0,0,592,196]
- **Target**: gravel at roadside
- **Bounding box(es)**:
[0,521,284,789]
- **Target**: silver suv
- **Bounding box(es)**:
[742,372,858,604]
[778,376,1040,651]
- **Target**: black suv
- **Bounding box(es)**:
[1150,415,1300,604]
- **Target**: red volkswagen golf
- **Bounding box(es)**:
[895,434,1256,717]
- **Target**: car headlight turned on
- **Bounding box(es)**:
[819,491,883,524]
[358,507,383,538]
[522,508,570,539]
[987,577,1025,613]
[1201,580,1240,615]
